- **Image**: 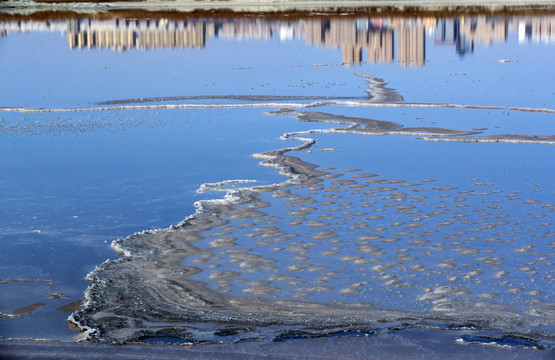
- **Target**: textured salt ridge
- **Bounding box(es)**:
[67,73,554,345]
[69,142,550,344]
[69,128,554,344]
[68,159,385,343]
[68,124,340,342]
[273,110,555,145]
[96,95,366,106]
[94,74,402,106]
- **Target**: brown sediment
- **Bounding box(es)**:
[69,101,555,345]
[0,278,55,286]
[291,110,555,145]
[1,278,70,319]
[13,302,47,315]
[57,300,84,312]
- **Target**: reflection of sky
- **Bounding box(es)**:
[0,109,305,235]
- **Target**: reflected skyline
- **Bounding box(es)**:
[0,15,553,67]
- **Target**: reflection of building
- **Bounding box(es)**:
[1,15,553,64]
[435,17,509,56]
[435,18,473,55]
[518,16,555,43]
[367,29,394,63]
[304,19,330,47]
[342,44,364,64]
[305,19,365,64]
[305,19,395,65]
[219,19,272,40]
[398,23,425,67]
[435,18,458,45]
[459,16,507,47]
[66,19,207,50]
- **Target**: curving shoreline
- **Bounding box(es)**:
[65,73,554,346]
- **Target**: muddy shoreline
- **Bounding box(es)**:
[1,327,553,360]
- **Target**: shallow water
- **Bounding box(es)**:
[0,8,554,353]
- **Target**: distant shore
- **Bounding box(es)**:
[2,0,555,18]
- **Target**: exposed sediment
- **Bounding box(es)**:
[68,74,554,346]
[69,148,555,344]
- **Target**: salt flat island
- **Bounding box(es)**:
[0,1,554,358]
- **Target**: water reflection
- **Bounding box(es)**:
[1,15,554,65]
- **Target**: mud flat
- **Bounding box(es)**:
[64,74,554,347]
